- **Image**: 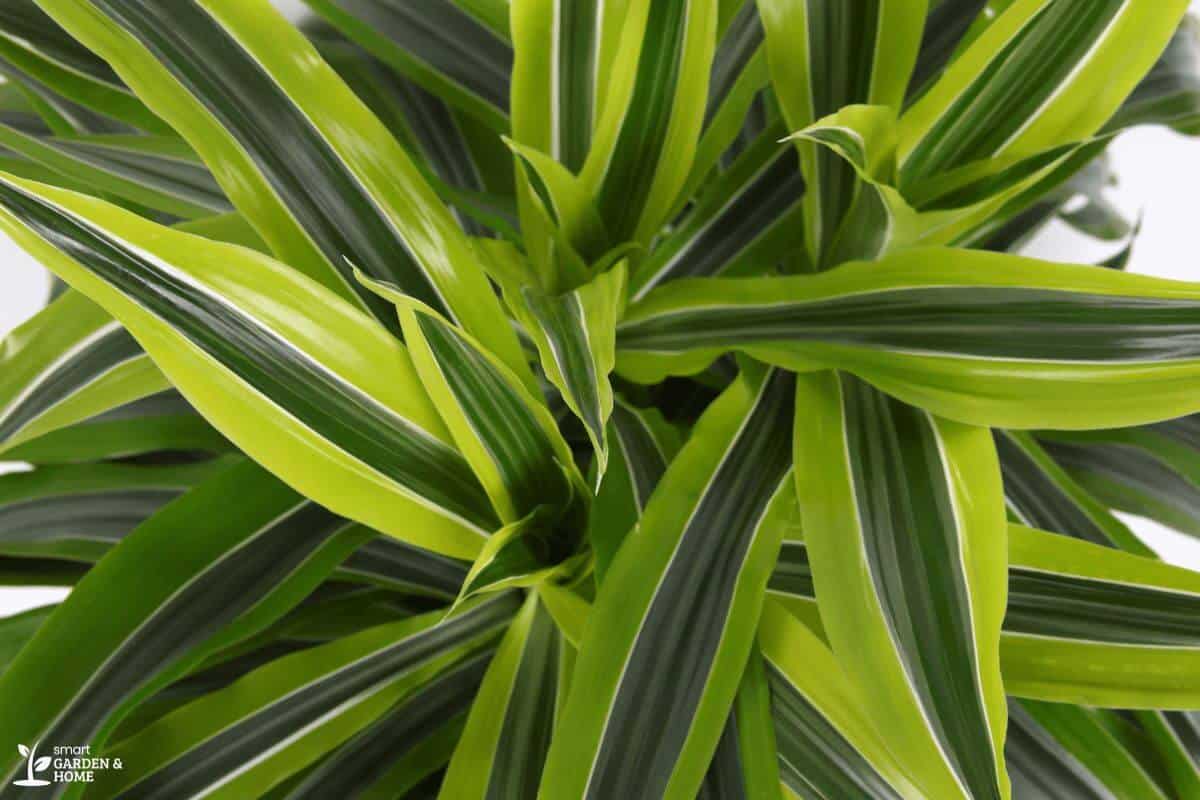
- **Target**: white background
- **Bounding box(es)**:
[2,2,1200,615]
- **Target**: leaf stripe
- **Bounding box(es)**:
[705,1,763,126]
[610,400,669,511]
[0,176,498,535]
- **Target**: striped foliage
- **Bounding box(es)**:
[0,2,1198,797]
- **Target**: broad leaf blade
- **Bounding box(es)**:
[619,247,1200,429]
[792,371,1009,799]
[40,0,528,377]
[440,593,566,798]
[0,289,167,455]
[540,365,798,800]
[0,174,496,557]
[0,459,374,786]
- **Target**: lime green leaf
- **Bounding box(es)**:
[619,247,1200,430]
[367,282,580,523]
[793,371,1009,799]
[0,174,497,558]
[541,365,799,800]
[510,0,622,172]
[758,600,917,798]
[580,0,719,243]
[92,594,517,798]
[0,459,376,785]
[511,264,627,481]
[761,0,927,267]
[441,593,567,798]
[899,0,1189,190]
[1002,523,1200,707]
[302,0,512,131]
[1107,14,1200,135]
[40,0,528,374]
[0,289,168,456]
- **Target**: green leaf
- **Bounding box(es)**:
[1135,711,1200,799]
[510,264,627,482]
[631,127,805,302]
[0,459,376,785]
[792,371,1009,800]
[277,658,478,799]
[0,459,221,563]
[580,0,719,243]
[0,174,497,558]
[907,0,991,101]
[0,288,168,455]
[510,0,619,173]
[1010,701,1170,800]
[619,247,1200,429]
[540,365,799,800]
[995,430,1153,556]
[1042,418,1200,541]
[335,537,468,601]
[92,594,517,798]
[686,3,768,200]
[589,399,680,583]
[3,391,231,465]
[772,523,1200,708]
[303,0,512,131]
[368,283,581,523]
[899,0,1190,190]
[0,605,54,673]
[760,0,927,267]
[0,0,169,133]
[440,593,567,798]
[758,599,917,798]
[698,648,782,800]
[1107,14,1200,135]
[1002,523,1200,707]
[40,0,528,374]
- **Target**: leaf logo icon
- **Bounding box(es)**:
[12,741,50,786]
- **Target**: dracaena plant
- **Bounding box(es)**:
[1,0,1200,797]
